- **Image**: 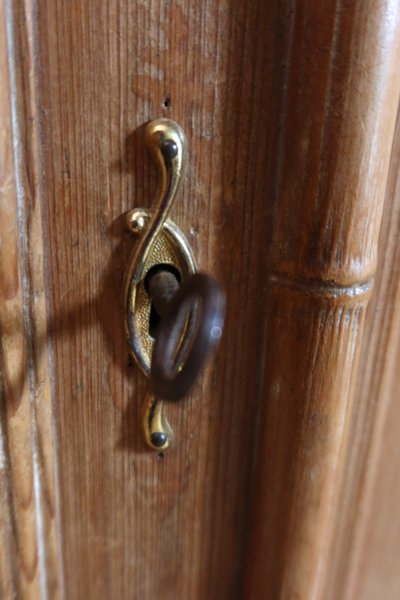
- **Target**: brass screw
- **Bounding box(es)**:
[126,210,147,234]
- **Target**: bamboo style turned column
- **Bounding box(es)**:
[245,2,400,599]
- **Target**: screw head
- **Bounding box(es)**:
[126,210,147,234]
[161,139,178,161]
[150,432,169,448]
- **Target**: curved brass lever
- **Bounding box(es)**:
[124,119,187,341]
[124,119,225,452]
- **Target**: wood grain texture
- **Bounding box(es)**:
[244,2,400,599]
[1,0,61,598]
[2,1,400,599]
[324,107,400,600]
[349,111,400,598]
[33,1,278,598]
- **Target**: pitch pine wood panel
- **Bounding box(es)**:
[243,2,400,599]
[329,109,400,600]
[2,1,400,599]
[1,1,61,597]
[31,1,278,598]
[351,113,400,598]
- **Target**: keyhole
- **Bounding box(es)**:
[148,303,160,339]
[145,264,181,339]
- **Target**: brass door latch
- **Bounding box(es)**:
[124,119,226,451]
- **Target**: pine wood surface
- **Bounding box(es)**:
[330,108,400,600]
[0,1,60,597]
[1,1,400,599]
[3,1,280,598]
[244,3,400,598]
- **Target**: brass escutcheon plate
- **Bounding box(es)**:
[125,207,196,376]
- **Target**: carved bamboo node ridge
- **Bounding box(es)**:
[269,273,375,299]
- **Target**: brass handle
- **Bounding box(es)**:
[124,119,187,340]
[124,119,226,451]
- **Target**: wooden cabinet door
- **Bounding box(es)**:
[1,1,400,599]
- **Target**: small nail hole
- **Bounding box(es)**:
[162,96,171,110]
[157,452,164,459]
